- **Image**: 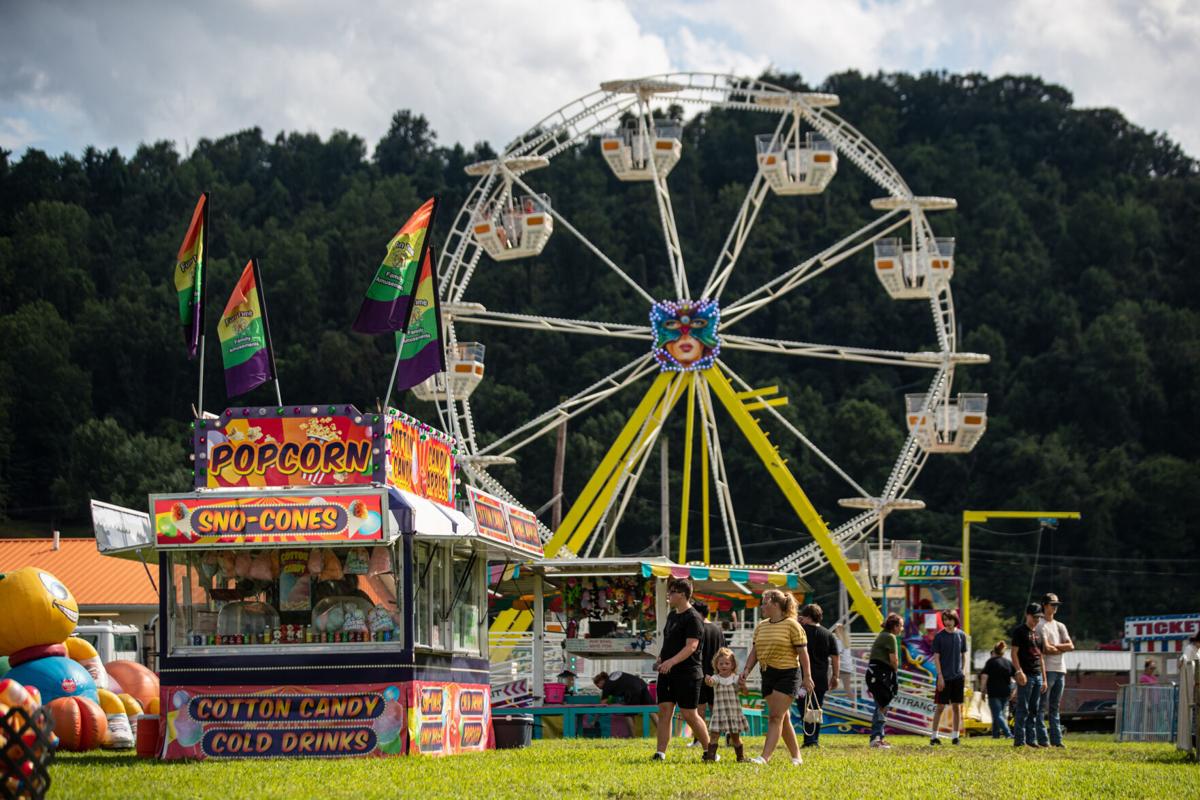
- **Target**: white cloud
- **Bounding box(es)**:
[0,0,671,157]
[640,0,1200,155]
[1,0,1197,159]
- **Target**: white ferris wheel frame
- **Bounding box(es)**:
[427,72,987,578]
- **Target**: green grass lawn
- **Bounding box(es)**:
[47,734,1197,800]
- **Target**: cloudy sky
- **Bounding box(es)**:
[2,0,1197,160]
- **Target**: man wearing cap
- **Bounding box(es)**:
[1010,603,1049,748]
[1036,593,1074,748]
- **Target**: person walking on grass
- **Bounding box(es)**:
[980,642,1016,739]
[797,603,839,748]
[1011,603,1049,748]
[689,599,723,748]
[1036,592,1073,748]
[705,647,750,761]
[651,578,713,761]
[739,589,813,765]
[866,613,903,749]
[929,609,969,746]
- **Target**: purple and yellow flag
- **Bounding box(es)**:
[394,247,446,392]
[218,260,275,398]
[174,193,208,359]
[352,196,438,335]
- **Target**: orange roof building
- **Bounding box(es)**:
[0,537,160,627]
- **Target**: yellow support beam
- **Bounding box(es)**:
[678,374,697,564]
[704,365,885,631]
[490,372,685,641]
[961,510,1081,634]
[545,371,676,557]
[743,397,789,412]
[564,375,686,556]
[735,385,779,400]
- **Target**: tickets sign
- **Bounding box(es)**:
[152,492,385,546]
[1124,614,1200,642]
[160,684,407,760]
[897,561,961,581]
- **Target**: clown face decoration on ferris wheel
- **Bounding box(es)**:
[650,300,721,372]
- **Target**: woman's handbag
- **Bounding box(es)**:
[802,687,822,735]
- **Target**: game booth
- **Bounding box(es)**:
[94,404,542,759]
[884,559,965,677]
[491,557,810,738]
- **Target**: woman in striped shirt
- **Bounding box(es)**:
[739,589,814,765]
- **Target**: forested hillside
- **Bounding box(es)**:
[1,71,1197,640]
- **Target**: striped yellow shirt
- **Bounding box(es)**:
[753,617,807,669]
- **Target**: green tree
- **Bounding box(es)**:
[968,597,1011,656]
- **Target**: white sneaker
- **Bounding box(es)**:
[748,756,767,765]
[652,752,666,761]
[791,756,803,766]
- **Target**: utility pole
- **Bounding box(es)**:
[660,438,669,559]
[551,418,567,530]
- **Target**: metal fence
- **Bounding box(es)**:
[1116,683,1178,742]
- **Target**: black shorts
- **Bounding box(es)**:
[936,675,965,705]
[657,672,702,709]
[699,681,715,707]
[761,666,799,698]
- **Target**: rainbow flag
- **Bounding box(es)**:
[352,197,439,335]
[217,259,276,398]
[394,247,446,392]
[173,193,207,359]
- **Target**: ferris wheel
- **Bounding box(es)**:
[414,73,989,629]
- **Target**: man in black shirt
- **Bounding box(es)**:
[979,643,1015,738]
[593,670,653,705]
[690,599,724,747]
[1010,603,1048,748]
[652,578,712,761]
[797,603,839,747]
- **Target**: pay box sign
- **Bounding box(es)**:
[897,561,961,581]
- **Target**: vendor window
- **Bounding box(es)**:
[451,548,484,656]
[415,542,447,649]
[165,544,403,652]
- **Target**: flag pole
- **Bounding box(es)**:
[381,196,440,411]
[252,257,283,406]
[196,192,210,417]
[382,333,405,413]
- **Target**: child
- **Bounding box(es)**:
[705,647,749,761]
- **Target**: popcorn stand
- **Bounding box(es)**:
[96,404,540,759]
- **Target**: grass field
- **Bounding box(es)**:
[47,734,1198,800]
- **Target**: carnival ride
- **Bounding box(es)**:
[414,73,989,636]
